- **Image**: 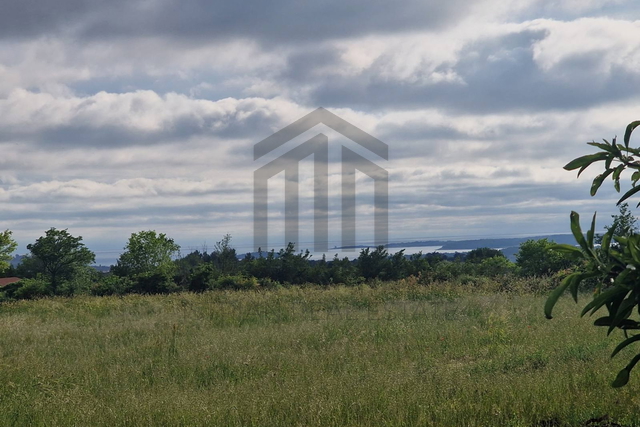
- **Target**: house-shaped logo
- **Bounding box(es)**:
[253,107,388,252]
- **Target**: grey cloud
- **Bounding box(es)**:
[0,93,287,149]
[390,181,591,208]
[1,0,475,43]
[305,29,640,113]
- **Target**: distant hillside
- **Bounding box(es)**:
[339,234,578,262]
[384,234,576,250]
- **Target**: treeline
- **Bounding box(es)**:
[0,226,583,302]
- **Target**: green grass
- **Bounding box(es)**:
[1,279,639,426]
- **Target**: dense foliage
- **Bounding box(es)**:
[0,229,17,274]
[0,223,586,305]
[24,228,95,293]
[545,120,640,387]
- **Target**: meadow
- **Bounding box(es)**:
[0,278,639,426]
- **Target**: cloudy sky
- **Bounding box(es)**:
[1,0,640,263]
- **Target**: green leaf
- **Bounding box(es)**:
[569,211,590,254]
[614,236,628,246]
[564,153,610,173]
[601,227,614,256]
[628,147,640,156]
[581,286,628,317]
[612,354,640,388]
[613,164,625,181]
[629,239,640,264]
[545,273,576,319]
[587,212,597,248]
[624,121,640,149]
[568,274,583,303]
[591,170,614,196]
[594,317,640,328]
[587,141,617,153]
[617,185,640,206]
[632,171,640,184]
[612,368,630,388]
[608,294,637,335]
[612,335,640,358]
[615,179,621,193]
[606,157,614,170]
[548,243,583,258]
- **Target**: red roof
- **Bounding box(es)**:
[0,277,21,287]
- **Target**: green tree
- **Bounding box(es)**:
[26,228,95,293]
[596,202,637,245]
[515,238,576,277]
[356,246,389,280]
[478,256,516,277]
[212,234,238,275]
[0,230,18,274]
[465,247,504,264]
[545,120,640,387]
[113,230,180,277]
[384,250,409,280]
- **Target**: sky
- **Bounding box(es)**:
[1,0,640,264]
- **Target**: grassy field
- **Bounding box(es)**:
[1,278,639,426]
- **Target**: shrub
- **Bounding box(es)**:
[329,255,357,285]
[516,238,577,277]
[213,275,259,290]
[465,247,504,263]
[12,278,52,300]
[188,263,219,292]
[58,266,103,296]
[131,271,180,294]
[356,246,389,280]
[478,256,516,277]
[90,275,134,296]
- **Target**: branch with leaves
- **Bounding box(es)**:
[546,120,640,387]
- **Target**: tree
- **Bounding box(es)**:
[465,247,504,263]
[356,246,389,280]
[113,230,180,277]
[515,239,576,277]
[211,234,238,275]
[0,230,18,274]
[596,202,637,246]
[26,228,95,293]
[275,242,311,284]
[545,120,640,387]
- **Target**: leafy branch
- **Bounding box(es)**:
[546,120,640,387]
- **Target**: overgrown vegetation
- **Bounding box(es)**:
[1,228,583,303]
[0,282,637,426]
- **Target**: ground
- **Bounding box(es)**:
[0,280,639,426]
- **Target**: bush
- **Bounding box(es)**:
[433,261,464,282]
[58,266,103,296]
[90,275,134,296]
[131,271,180,294]
[466,247,504,263]
[516,238,577,277]
[12,278,52,300]
[188,263,219,292]
[329,255,357,285]
[478,256,516,277]
[356,246,389,280]
[213,275,259,290]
